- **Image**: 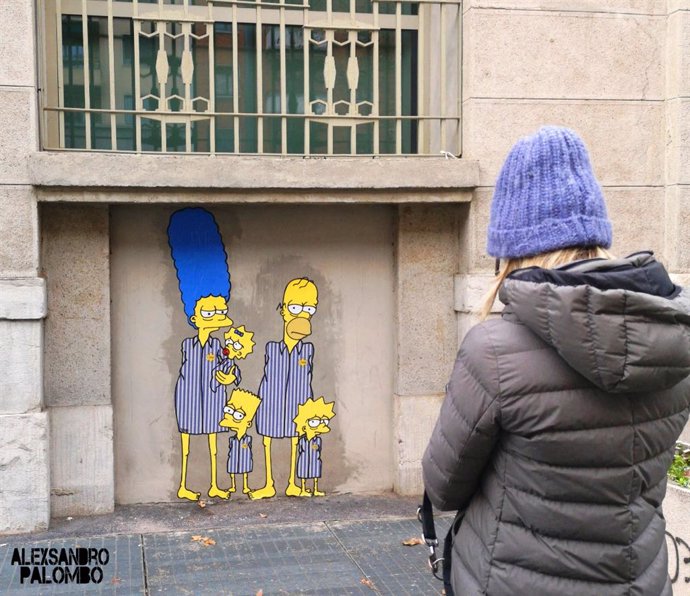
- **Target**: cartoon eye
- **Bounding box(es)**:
[223,406,234,415]
[287,304,303,315]
[233,411,245,421]
[321,418,330,426]
[216,309,228,316]
[233,342,243,351]
[308,419,320,428]
[225,339,232,347]
[303,305,316,315]
[200,309,215,318]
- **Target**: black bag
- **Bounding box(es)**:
[417,491,463,596]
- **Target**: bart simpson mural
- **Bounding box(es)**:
[251,278,319,499]
[219,388,262,496]
[294,397,335,497]
[168,208,237,502]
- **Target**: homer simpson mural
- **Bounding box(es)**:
[168,208,238,502]
[251,278,321,499]
[294,397,336,497]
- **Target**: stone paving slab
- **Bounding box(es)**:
[0,534,145,595]
[328,518,453,596]
[144,523,372,595]
[0,514,454,595]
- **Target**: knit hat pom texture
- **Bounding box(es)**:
[487,126,612,259]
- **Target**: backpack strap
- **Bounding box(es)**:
[417,491,463,596]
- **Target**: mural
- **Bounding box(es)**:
[168,209,334,502]
[167,208,237,502]
[251,278,320,500]
[219,388,262,496]
[294,397,336,497]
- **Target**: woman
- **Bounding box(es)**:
[422,126,690,595]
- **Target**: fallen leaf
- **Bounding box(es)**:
[197,499,207,509]
[203,537,216,546]
[360,577,376,590]
[256,591,264,596]
[402,537,424,546]
[110,577,122,585]
[259,513,268,519]
[191,535,202,542]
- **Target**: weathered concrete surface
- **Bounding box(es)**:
[0,278,46,320]
[0,412,49,534]
[0,321,43,414]
[0,1,35,88]
[42,205,110,407]
[110,205,395,504]
[30,153,480,191]
[396,205,460,397]
[463,99,664,188]
[0,186,39,277]
[464,9,664,100]
[393,394,444,495]
[36,188,475,204]
[463,0,665,13]
[0,89,36,185]
[49,405,114,516]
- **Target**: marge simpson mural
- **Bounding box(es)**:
[168,208,238,501]
[251,278,320,499]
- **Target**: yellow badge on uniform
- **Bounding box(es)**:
[299,358,307,366]
[206,353,215,362]
[241,443,248,449]
[312,443,319,450]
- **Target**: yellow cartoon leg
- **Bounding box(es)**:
[299,478,311,497]
[207,433,230,499]
[242,473,251,494]
[177,433,200,502]
[313,478,325,497]
[285,437,301,497]
[250,437,276,500]
[228,473,236,493]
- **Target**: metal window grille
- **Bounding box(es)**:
[39,0,462,155]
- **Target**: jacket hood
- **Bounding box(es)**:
[499,252,690,393]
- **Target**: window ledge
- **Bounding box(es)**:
[29,152,479,201]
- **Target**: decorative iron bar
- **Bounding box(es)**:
[40,0,462,155]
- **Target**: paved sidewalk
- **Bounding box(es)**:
[0,494,452,595]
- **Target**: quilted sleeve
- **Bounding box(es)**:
[422,323,502,512]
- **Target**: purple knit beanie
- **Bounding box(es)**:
[487,126,612,259]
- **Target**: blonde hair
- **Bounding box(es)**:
[293,397,335,432]
[479,246,614,320]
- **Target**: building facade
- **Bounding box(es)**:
[1,0,689,570]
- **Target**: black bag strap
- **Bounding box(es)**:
[417,491,457,596]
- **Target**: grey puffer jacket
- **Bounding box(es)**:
[422,252,690,596]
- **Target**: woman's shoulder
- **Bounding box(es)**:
[461,317,548,362]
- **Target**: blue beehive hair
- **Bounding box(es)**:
[167,208,231,326]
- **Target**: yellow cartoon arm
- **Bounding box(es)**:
[215,365,237,386]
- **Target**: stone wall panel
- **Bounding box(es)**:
[0,412,49,534]
[50,405,114,516]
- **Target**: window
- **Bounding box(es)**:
[40,0,461,155]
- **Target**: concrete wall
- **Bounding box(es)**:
[0,0,50,534]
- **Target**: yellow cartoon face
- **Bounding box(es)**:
[280,279,318,341]
[190,295,233,331]
[223,325,255,360]
[293,397,335,441]
[219,388,262,439]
